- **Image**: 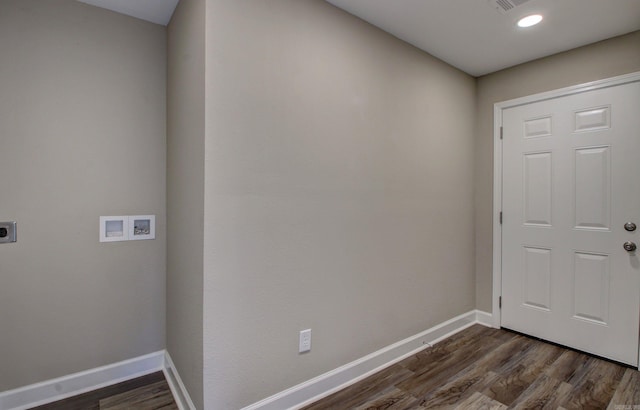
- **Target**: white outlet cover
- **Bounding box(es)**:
[299,329,311,353]
[99,216,129,242]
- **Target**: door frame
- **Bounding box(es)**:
[492,71,640,367]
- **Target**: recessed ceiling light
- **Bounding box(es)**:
[517,14,543,28]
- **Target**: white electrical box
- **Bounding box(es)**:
[100,215,155,242]
[128,215,155,240]
[99,216,128,242]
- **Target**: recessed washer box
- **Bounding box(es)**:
[99,216,128,242]
[128,215,155,240]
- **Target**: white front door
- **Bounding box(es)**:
[501,79,640,366]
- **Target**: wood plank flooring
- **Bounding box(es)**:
[303,325,640,409]
[25,326,640,409]
[30,371,177,410]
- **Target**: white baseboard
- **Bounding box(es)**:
[243,309,494,410]
[1,311,494,410]
[475,310,494,328]
[0,349,198,410]
[163,352,197,410]
[0,351,165,410]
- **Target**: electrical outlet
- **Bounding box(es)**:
[299,329,311,353]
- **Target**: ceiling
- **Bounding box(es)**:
[77,0,640,77]
[77,0,178,26]
[326,0,640,76]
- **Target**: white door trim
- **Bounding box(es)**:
[492,71,640,339]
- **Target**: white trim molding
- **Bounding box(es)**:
[163,352,197,410]
[242,310,493,410]
[0,350,197,410]
[475,310,494,328]
[493,98,504,329]
[0,351,165,410]
[0,311,494,410]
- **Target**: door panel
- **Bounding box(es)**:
[574,146,610,230]
[501,81,640,366]
[523,152,553,226]
[522,246,552,310]
[572,251,609,324]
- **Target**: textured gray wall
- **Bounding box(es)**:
[203,1,476,407]
[0,0,166,391]
[167,0,205,408]
[475,31,640,312]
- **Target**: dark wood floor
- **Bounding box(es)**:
[303,324,640,409]
[26,326,640,409]
[30,371,178,410]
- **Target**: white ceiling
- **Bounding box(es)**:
[78,0,640,76]
[77,0,178,26]
[326,0,640,76]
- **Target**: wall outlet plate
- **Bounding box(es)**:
[99,216,128,242]
[100,215,156,242]
[0,221,17,243]
[299,329,311,353]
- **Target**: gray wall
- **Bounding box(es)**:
[475,31,640,312]
[166,0,205,408]
[203,1,476,407]
[5,0,633,405]
[0,0,166,391]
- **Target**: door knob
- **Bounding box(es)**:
[624,222,637,232]
[623,241,637,252]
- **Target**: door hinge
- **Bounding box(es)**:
[499,296,502,309]
[500,126,503,140]
[499,211,503,224]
